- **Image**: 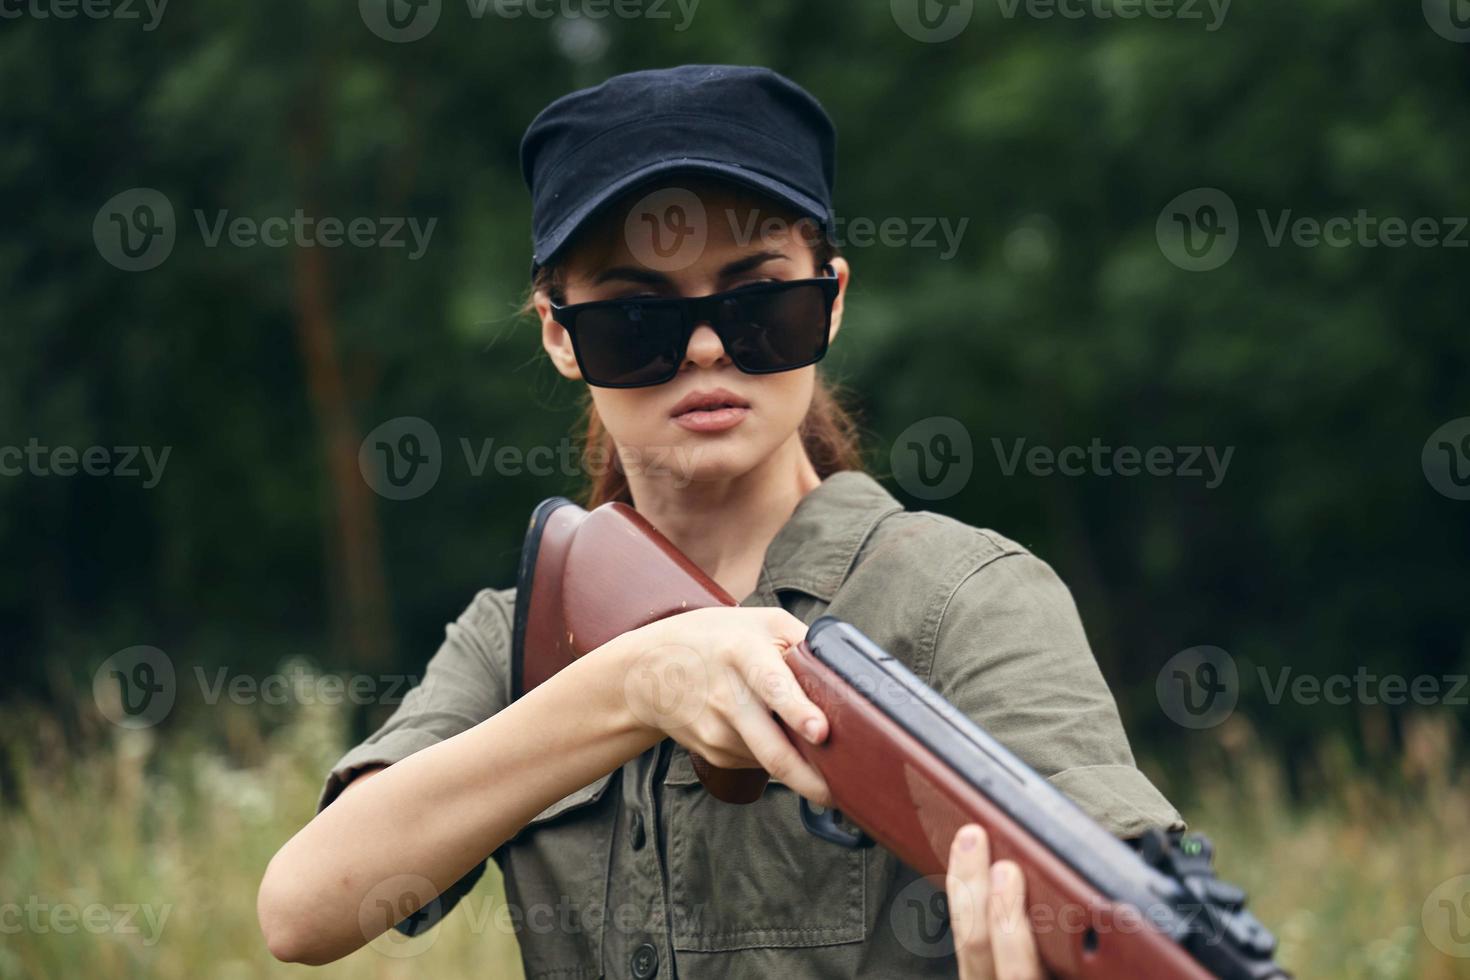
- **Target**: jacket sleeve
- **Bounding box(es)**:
[926,550,1185,838]
[315,586,515,935]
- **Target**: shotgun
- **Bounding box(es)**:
[510,496,1288,979]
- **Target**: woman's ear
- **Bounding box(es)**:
[536,290,584,381]
[827,256,851,345]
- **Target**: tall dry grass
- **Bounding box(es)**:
[2,692,1467,979]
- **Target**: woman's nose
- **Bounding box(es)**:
[683,322,730,369]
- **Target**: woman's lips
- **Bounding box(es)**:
[671,406,750,432]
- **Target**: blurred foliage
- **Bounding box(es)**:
[2,0,1468,782]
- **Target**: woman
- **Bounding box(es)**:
[257,65,1182,979]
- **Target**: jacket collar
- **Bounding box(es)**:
[755,469,905,602]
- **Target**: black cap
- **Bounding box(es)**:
[519,64,837,278]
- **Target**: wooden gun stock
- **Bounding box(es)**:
[510,496,770,804]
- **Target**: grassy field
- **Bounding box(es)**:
[2,694,1467,980]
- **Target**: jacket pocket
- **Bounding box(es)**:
[662,747,866,952]
[497,771,616,979]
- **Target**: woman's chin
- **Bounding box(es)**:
[629,439,759,488]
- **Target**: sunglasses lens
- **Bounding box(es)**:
[573,303,685,387]
[717,283,829,372]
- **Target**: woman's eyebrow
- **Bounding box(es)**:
[591,266,668,287]
[718,250,788,277]
[590,250,789,288]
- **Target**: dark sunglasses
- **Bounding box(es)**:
[549,265,841,388]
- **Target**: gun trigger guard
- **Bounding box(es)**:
[800,798,874,849]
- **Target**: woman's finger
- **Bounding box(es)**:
[731,701,833,805]
[761,607,813,649]
[740,647,829,746]
[948,824,995,980]
[988,860,1044,980]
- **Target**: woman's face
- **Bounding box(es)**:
[536,180,851,490]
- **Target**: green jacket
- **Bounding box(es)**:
[319,469,1183,979]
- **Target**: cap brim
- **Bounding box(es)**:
[530,158,831,276]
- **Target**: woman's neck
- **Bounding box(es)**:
[625,434,821,602]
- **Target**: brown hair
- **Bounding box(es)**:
[522,221,868,508]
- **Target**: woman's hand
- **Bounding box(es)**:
[614,606,833,805]
[947,824,1047,980]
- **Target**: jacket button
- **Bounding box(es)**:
[630,942,658,978]
[629,810,646,850]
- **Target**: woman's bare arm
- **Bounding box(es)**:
[256,633,661,965]
[257,604,830,965]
